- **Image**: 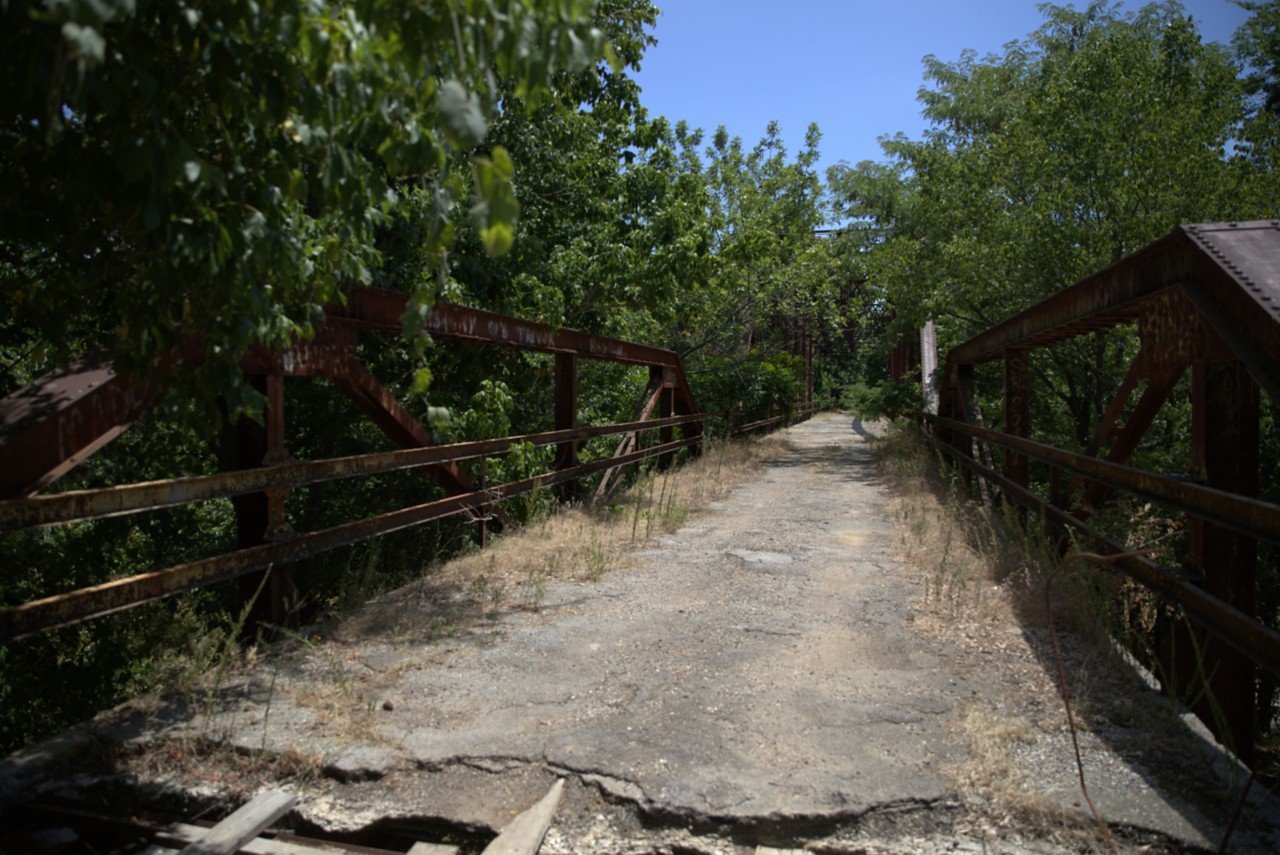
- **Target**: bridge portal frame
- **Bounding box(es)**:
[930,221,1280,764]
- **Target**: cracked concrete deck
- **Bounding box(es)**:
[6,413,1279,853]
[219,415,969,821]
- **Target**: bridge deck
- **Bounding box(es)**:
[3,415,1275,853]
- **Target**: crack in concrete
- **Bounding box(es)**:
[731,625,803,637]
[392,752,962,843]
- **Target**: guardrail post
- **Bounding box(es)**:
[1003,349,1029,490]
[804,326,814,408]
[1171,358,1261,762]
[651,366,677,470]
[231,372,295,631]
[940,362,977,486]
[554,353,582,501]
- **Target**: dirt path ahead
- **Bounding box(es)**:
[14,414,1278,852]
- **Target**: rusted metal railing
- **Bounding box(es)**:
[927,220,1280,764]
[729,399,819,437]
[0,289,703,641]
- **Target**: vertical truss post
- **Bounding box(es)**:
[554,352,582,501]
[1003,349,1029,490]
[950,363,979,493]
[479,457,489,548]
[232,373,295,630]
[948,363,976,459]
[1170,359,1260,762]
[682,386,703,459]
[652,366,676,471]
[805,327,815,410]
[1177,360,1259,762]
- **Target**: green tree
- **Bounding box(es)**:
[667,121,846,420]
[0,0,608,420]
[1232,0,1280,212]
[442,0,715,342]
[829,1,1269,441]
[354,0,718,442]
[1235,0,1280,116]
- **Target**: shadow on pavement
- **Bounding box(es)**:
[850,417,876,441]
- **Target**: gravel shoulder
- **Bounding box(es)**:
[6,413,1280,853]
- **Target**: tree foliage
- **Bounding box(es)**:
[657,120,854,416]
[828,0,1277,440]
[0,0,852,755]
[1232,0,1280,207]
[447,1,715,340]
[1,0,608,419]
[832,1,1257,341]
[1235,0,1280,116]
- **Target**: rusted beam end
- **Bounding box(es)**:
[0,355,157,498]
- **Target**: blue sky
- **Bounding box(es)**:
[631,1,1253,177]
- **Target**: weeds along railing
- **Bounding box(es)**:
[0,418,701,641]
[729,399,820,436]
[925,221,1280,764]
[795,400,819,420]
[922,414,1280,658]
[0,287,704,641]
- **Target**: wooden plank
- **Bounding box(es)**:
[159,820,427,854]
[480,779,564,855]
[407,843,461,855]
[178,790,297,855]
[156,823,320,854]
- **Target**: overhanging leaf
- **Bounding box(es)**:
[439,79,486,148]
[61,22,105,66]
[470,146,520,256]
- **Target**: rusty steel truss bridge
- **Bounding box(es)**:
[1,219,1278,763]
[924,220,1280,764]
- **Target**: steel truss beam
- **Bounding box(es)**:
[932,221,1280,762]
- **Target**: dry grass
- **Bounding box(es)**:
[875,424,1012,617]
[947,707,1091,836]
[130,434,792,757]
[331,433,788,644]
[870,421,1225,850]
[876,421,1120,644]
[122,735,325,804]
